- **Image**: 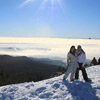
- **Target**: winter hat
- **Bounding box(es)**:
[78,45,81,49]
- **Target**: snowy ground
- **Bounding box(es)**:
[0,65,100,100]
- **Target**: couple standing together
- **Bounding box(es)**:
[63,45,91,82]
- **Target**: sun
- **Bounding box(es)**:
[20,0,64,13]
[40,0,64,10]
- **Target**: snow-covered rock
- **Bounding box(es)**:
[0,65,100,100]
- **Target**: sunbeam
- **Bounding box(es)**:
[40,0,48,9]
[19,0,34,8]
[52,0,54,6]
[40,0,64,11]
[20,0,64,12]
[57,0,64,10]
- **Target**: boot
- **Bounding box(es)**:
[71,79,74,81]
[85,78,92,82]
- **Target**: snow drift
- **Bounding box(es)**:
[0,65,100,100]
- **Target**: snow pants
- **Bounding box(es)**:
[64,61,79,80]
[75,63,88,80]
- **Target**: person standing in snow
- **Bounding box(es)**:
[91,57,98,65]
[63,46,79,81]
[98,57,100,65]
[75,45,91,82]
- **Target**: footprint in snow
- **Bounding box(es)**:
[39,92,53,98]
[35,87,46,93]
[25,84,34,89]
[52,83,60,89]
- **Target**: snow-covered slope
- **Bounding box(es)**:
[0,66,100,100]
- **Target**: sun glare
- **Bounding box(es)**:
[40,0,64,10]
[20,0,64,12]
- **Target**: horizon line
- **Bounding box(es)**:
[0,36,100,40]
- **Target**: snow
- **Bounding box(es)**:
[0,65,100,100]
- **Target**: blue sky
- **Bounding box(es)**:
[0,0,100,38]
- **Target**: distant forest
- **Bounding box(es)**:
[0,55,66,86]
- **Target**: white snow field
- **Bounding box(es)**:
[0,65,100,100]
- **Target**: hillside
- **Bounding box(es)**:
[0,65,100,100]
[0,55,59,86]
